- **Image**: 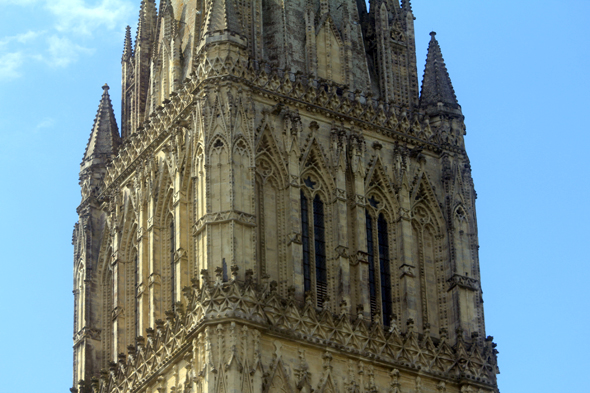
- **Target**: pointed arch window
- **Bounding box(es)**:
[301,189,327,307]
[365,209,392,326]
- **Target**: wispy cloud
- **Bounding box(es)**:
[39,35,95,67]
[0,0,38,4]
[0,52,24,80]
[0,0,134,79]
[35,117,56,131]
[47,0,134,36]
[0,31,43,47]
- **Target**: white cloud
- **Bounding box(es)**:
[0,0,135,79]
[0,0,39,4]
[47,0,134,36]
[35,117,56,131]
[0,31,43,47]
[0,52,24,80]
[39,35,95,67]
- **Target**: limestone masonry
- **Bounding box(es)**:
[72,1,500,392]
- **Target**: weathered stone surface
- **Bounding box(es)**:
[71,1,498,392]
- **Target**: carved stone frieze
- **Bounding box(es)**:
[448,274,480,292]
[193,210,256,236]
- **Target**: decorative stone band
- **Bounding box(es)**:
[87,59,467,214]
[95,272,498,393]
[73,327,102,346]
[448,274,480,292]
[191,210,256,236]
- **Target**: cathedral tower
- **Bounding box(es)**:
[72,1,499,392]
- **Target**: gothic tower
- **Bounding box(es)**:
[72,1,499,392]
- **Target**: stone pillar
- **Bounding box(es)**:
[398,179,418,327]
[286,117,304,299]
[332,128,350,310]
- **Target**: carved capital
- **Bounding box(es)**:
[112,306,123,321]
[137,227,144,241]
[335,245,349,259]
[356,195,366,207]
[400,264,416,278]
[149,273,161,287]
[399,207,412,221]
[137,283,145,297]
[350,250,368,266]
[174,248,187,263]
[288,232,303,246]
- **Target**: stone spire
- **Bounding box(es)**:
[122,25,133,62]
[82,84,121,163]
[419,32,459,110]
[203,0,242,37]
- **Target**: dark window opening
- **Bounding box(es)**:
[313,195,327,307]
[301,191,311,293]
[366,210,378,319]
[378,214,392,326]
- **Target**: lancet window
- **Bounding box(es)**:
[365,199,393,326]
[301,187,328,307]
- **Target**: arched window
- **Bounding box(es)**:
[365,209,392,326]
[170,218,176,309]
[301,190,327,307]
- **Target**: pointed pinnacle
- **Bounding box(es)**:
[122,26,132,61]
[83,84,121,162]
[419,32,459,110]
[204,0,242,36]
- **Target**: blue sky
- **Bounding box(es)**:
[0,1,588,392]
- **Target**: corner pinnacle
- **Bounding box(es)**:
[82,84,121,163]
[122,25,133,61]
[419,32,459,110]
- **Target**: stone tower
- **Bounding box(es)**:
[72,1,499,392]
